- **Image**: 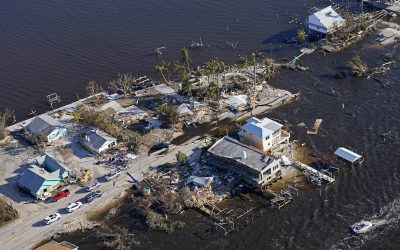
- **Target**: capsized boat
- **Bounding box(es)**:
[351,221,373,234]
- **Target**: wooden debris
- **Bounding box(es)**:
[307,119,323,135]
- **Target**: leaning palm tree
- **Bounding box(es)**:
[347,56,368,77]
[296,29,306,43]
[180,47,191,73]
[173,61,188,82]
[155,60,170,83]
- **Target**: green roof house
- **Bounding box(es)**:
[18,153,70,200]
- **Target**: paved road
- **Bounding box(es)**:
[0,137,205,250]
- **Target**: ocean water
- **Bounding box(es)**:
[1,0,400,249]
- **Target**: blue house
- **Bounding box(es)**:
[25,114,67,142]
[18,153,70,200]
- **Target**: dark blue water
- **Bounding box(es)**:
[0,0,318,118]
[1,1,399,249]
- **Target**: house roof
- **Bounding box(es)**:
[25,114,62,136]
[34,240,78,250]
[83,128,117,150]
[177,103,193,116]
[208,136,275,172]
[334,147,362,163]
[36,153,70,176]
[99,101,124,112]
[242,117,283,138]
[227,95,247,109]
[117,105,146,116]
[308,6,345,31]
[18,165,60,194]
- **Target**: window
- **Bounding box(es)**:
[264,168,271,176]
[265,135,270,140]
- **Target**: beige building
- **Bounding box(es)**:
[238,117,290,152]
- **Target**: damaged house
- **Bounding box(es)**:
[80,128,117,154]
[24,114,67,143]
[208,136,282,187]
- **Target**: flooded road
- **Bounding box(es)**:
[1,0,400,249]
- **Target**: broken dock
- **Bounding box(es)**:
[295,161,335,186]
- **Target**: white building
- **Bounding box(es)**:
[80,128,117,154]
[238,117,290,152]
[307,6,346,35]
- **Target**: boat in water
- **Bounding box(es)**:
[351,221,373,234]
[189,38,203,49]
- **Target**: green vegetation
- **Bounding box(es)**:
[74,105,142,152]
[347,56,368,77]
[175,151,187,165]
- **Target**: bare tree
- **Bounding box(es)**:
[109,73,136,98]
[96,225,138,249]
[0,109,14,141]
[85,80,103,103]
[57,146,73,165]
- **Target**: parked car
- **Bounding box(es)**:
[149,142,171,154]
[104,169,121,182]
[44,213,61,225]
[52,189,70,202]
[85,190,102,203]
[66,201,83,213]
[85,181,100,192]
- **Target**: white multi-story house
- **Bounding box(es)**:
[238,117,290,152]
[307,6,346,36]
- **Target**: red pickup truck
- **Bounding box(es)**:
[52,189,70,202]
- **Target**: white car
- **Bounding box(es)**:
[44,213,61,225]
[85,181,100,192]
[66,201,83,213]
[105,169,121,182]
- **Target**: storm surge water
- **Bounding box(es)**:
[332,197,400,249]
[1,0,400,249]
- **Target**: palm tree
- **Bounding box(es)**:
[347,56,368,77]
[251,52,257,85]
[157,101,169,116]
[207,82,220,101]
[166,107,180,128]
[206,60,218,84]
[173,61,188,82]
[296,29,306,43]
[155,60,170,83]
[262,58,277,82]
[181,81,193,98]
[180,47,191,73]
[238,56,249,68]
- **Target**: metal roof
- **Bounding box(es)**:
[82,128,117,151]
[308,6,345,31]
[334,147,362,163]
[208,136,273,172]
[25,114,62,136]
[18,165,60,195]
[36,153,70,176]
[242,117,283,138]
